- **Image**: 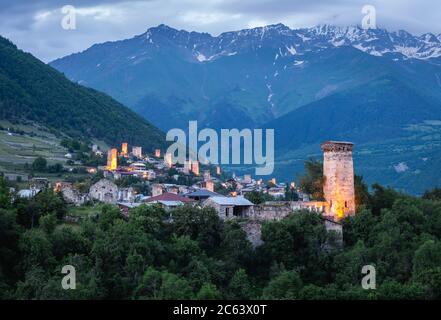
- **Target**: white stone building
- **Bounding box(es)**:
[203,196,254,219]
[89,179,118,204]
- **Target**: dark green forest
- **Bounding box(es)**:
[0,36,165,151]
[1,175,441,300]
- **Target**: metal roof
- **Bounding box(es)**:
[208,196,254,206]
[185,189,221,197]
[144,192,195,203]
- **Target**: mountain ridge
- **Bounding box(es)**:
[51,23,441,66]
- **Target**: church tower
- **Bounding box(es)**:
[320,141,355,220]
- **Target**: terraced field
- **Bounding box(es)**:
[0,121,67,174]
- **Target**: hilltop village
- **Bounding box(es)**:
[10,140,356,243]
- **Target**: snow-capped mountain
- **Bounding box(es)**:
[138,23,441,62]
[50,24,441,193]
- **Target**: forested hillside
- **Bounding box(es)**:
[0,36,165,151]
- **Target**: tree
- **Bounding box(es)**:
[134,267,193,300]
[376,280,427,300]
[342,209,377,246]
[413,267,441,299]
[354,175,370,211]
[133,267,162,299]
[261,212,329,281]
[32,157,47,172]
[129,204,166,235]
[219,222,253,272]
[18,229,54,272]
[39,213,57,234]
[0,208,20,285]
[167,234,202,272]
[227,268,252,300]
[98,205,123,231]
[159,272,193,300]
[196,282,222,300]
[413,240,441,276]
[423,188,441,201]
[298,159,324,200]
[0,176,11,209]
[170,206,223,254]
[369,183,401,216]
[284,185,299,201]
[51,226,89,260]
[262,270,303,299]
[244,191,275,204]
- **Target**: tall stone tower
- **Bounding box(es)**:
[107,148,118,171]
[121,143,129,158]
[320,141,355,220]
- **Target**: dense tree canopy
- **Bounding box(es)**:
[1,175,441,300]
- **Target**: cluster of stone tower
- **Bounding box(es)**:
[320,141,356,220]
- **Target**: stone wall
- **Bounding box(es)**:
[248,202,292,221]
[245,201,327,221]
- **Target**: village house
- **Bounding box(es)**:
[54,182,88,205]
[266,186,286,199]
[203,196,254,219]
[17,177,49,199]
[142,192,195,211]
[184,189,220,202]
[89,179,118,204]
[29,177,49,190]
[151,183,164,197]
[117,202,144,218]
[17,188,41,199]
[118,187,136,202]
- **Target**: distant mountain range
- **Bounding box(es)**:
[49,24,441,194]
[0,36,165,151]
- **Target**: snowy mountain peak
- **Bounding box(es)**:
[140,24,441,61]
[85,24,441,64]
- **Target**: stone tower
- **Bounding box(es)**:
[320,141,355,220]
[121,143,129,158]
[107,148,118,171]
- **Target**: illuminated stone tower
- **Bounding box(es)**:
[121,143,129,157]
[107,148,118,171]
[320,141,355,220]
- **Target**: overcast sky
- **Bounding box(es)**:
[1,0,440,62]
